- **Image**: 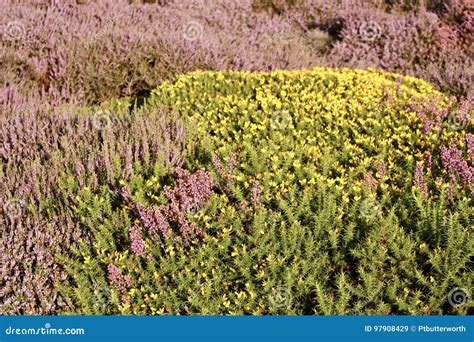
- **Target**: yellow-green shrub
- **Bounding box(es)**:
[151,68,470,202]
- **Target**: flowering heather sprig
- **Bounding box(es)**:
[129,221,145,256]
[228,153,237,174]
[466,134,474,161]
[163,167,214,236]
[424,152,433,170]
[377,160,387,178]
[211,154,225,177]
[362,171,378,190]
[164,167,215,213]
[124,168,214,241]
[447,93,473,130]
[408,96,450,134]
[251,180,263,209]
[414,163,428,197]
[135,203,171,238]
[107,264,131,293]
[445,174,457,200]
[440,144,473,186]
[211,153,236,191]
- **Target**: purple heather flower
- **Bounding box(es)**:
[446,174,456,200]
[164,167,214,213]
[227,153,237,174]
[124,168,214,240]
[212,153,236,191]
[129,222,145,256]
[424,152,433,170]
[136,203,171,238]
[440,144,473,185]
[212,154,225,178]
[377,160,387,178]
[251,180,263,209]
[362,171,378,190]
[107,264,131,293]
[163,167,214,236]
[414,164,428,197]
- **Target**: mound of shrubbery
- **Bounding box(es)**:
[1,0,472,316]
[58,69,473,315]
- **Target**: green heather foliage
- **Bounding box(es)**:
[59,69,473,315]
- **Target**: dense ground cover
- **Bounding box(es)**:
[52,69,474,315]
[0,0,472,315]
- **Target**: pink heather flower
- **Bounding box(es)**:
[107,264,131,293]
[164,167,214,213]
[424,152,433,170]
[212,153,236,191]
[129,221,145,256]
[136,203,171,238]
[362,171,378,190]
[466,134,474,161]
[163,167,214,236]
[124,168,214,239]
[211,154,225,178]
[440,144,473,185]
[444,174,457,200]
[377,160,386,178]
[121,187,172,238]
[251,180,263,209]
[409,97,448,134]
[414,164,428,197]
[227,153,237,174]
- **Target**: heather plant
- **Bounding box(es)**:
[58,69,472,315]
[0,0,316,106]
[0,100,191,314]
[1,0,472,110]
